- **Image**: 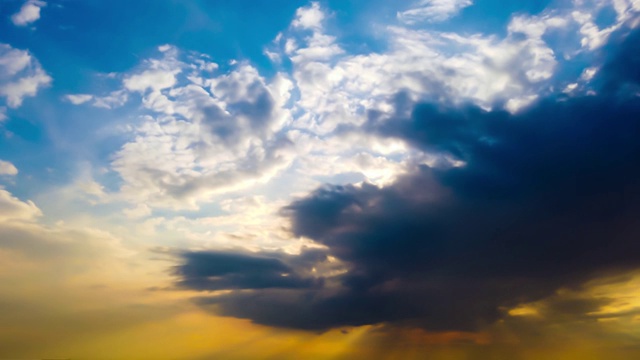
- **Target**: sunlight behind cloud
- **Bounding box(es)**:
[1,0,640,358]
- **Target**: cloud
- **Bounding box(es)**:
[572,0,640,50]
[0,43,51,108]
[0,160,18,176]
[272,0,640,124]
[72,1,639,215]
[175,250,325,291]
[271,2,563,141]
[292,1,325,30]
[64,94,93,105]
[107,48,296,210]
[176,28,640,332]
[11,0,46,27]
[65,90,128,109]
[0,188,41,222]
[124,68,178,93]
[398,0,473,24]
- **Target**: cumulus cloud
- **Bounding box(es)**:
[124,68,178,93]
[175,28,640,332]
[107,47,296,209]
[292,1,325,30]
[0,43,51,108]
[11,0,46,27]
[271,1,563,145]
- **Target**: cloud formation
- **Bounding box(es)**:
[177,27,640,332]
[101,47,296,210]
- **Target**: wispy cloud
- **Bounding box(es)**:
[398,0,473,24]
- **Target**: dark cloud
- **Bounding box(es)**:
[599,27,640,93]
[175,250,324,291]
[176,29,640,331]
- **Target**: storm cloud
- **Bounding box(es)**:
[176,28,640,331]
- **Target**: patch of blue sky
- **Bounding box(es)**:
[1,0,305,88]
[593,3,619,29]
[1,95,137,202]
[323,0,399,54]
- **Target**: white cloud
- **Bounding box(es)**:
[123,46,181,93]
[0,43,51,108]
[572,0,640,50]
[581,67,598,81]
[106,49,297,210]
[273,5,561,141]
[564,83,579,93]
[508,14,568,39]
[0,46,31,75]
[158,44,173,52]
[398,0,472,24]
[0,69,51,107]
[0,160,18,176]
[124,69,178,93]
[292,2,325,30]
[64,94,93,105]
[11,0,46,27]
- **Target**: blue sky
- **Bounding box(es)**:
[1,0,640,358]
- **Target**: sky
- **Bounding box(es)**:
[1,0,640,358]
